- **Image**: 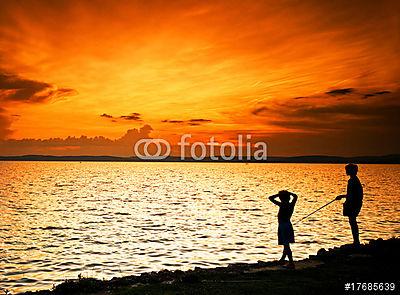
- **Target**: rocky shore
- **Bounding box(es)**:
[20,237,399,295]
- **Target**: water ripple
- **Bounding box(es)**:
[0,162,399,293]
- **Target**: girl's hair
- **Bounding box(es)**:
[278,190,290,202]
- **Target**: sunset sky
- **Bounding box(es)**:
[0,0,399,156]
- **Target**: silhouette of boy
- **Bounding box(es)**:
[336,164,363,246]
[269,190,298,269]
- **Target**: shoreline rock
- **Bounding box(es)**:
[19,237,399,295]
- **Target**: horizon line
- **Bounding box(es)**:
[0,154,399,164]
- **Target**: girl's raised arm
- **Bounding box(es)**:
[290,193,298,204]
[269,194,281,206]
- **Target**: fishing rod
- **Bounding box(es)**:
[294,198,337,225]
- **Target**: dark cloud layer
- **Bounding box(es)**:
[363,90,391,99]
[0,107,12,139]
[120,113,141,121]
[325,88,354,96]
[189,119,212,123]
[251,87,400,154]
[253,88,400,128]
[0,125,153,156]
[0,1,398,156]
[0,71,77,139]
[101,112,142,122]
[0,72,76,103]
[162,118,212,126]
[161,119,184,124]
[251,106,270,116]
[100,113,113,119]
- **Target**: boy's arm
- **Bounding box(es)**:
[269,194,281,206]
[337,179,351,200]
[336,194,347,200]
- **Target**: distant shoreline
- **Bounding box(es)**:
[0,154,399,164]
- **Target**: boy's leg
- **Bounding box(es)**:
[348,216,360,245]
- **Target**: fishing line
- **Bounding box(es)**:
[294,198,337,225]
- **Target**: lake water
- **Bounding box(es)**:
[0,162,399,293]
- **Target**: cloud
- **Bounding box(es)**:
[251,87,400,132]
[0,1,398,155]
[251,106,269,116]
[0,72,76,103]
[161,120,184,124]
[189,119,212,123]
[296,87,391,100]
[325,88,354,96]
[100,112,142,122]
[0,71,77,139]
[252,129,400,156]
[188,118,212,126]
[120,113,141,121]
[117,124,152,143]
[0,125,153,156]
[162,118,212,126]
[363,90,391,99]
[0,107,12,139]
[100,113,113,119]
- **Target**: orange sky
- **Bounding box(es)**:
[0,0,399,156]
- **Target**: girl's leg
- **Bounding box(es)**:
[279,245,287,262]
[285,244,293,264]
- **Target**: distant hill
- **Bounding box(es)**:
[0,154,399,163]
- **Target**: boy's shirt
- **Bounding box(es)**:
[347,176,363,205]
[344,176,363,216]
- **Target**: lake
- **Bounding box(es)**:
[1,162,399,293]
